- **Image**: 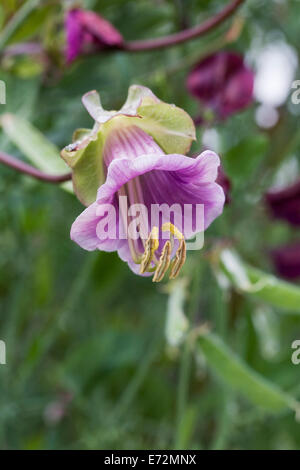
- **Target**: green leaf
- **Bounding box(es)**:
[197,332,298,413]
[246,265,300,312]
[218,249,300,313]
[0,113,72,192]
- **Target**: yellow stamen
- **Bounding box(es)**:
[140,226,159,274]
[152,241,172,283]
[140,223,187,281]
[162,222,184,240]
[170,238,186,279]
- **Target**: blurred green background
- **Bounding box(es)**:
[1,0,300,450]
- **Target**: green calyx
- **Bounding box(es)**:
[61,85,196,206]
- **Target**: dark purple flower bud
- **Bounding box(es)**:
[271,242,300,280]
[187,51,254,119]
[216,165,231,204]
[265,180,300,226]
[65,8,123,64]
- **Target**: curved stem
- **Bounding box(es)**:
[0,151,72,183]
[124,0,245,52]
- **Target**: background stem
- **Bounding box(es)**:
[0,151,72,183]
[174,260,203,449]
[124,0,245,52]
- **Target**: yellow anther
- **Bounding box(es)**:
[141,224,186,281]
[161,223,186,280]
[169,238,186,280]
[162,222,184,240]
[152,241,172,283]
[140,226,159,274]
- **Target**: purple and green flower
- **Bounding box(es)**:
[61,86,225,281]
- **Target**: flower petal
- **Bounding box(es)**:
[79,10,123,48]
[117,242,152,277]
[71,200,125,252]
[97,151,225,235]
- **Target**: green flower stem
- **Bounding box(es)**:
[209,389,233,450]
[174,259,203,449]
[175,339,193,448]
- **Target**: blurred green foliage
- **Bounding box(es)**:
[0,0,300,450]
